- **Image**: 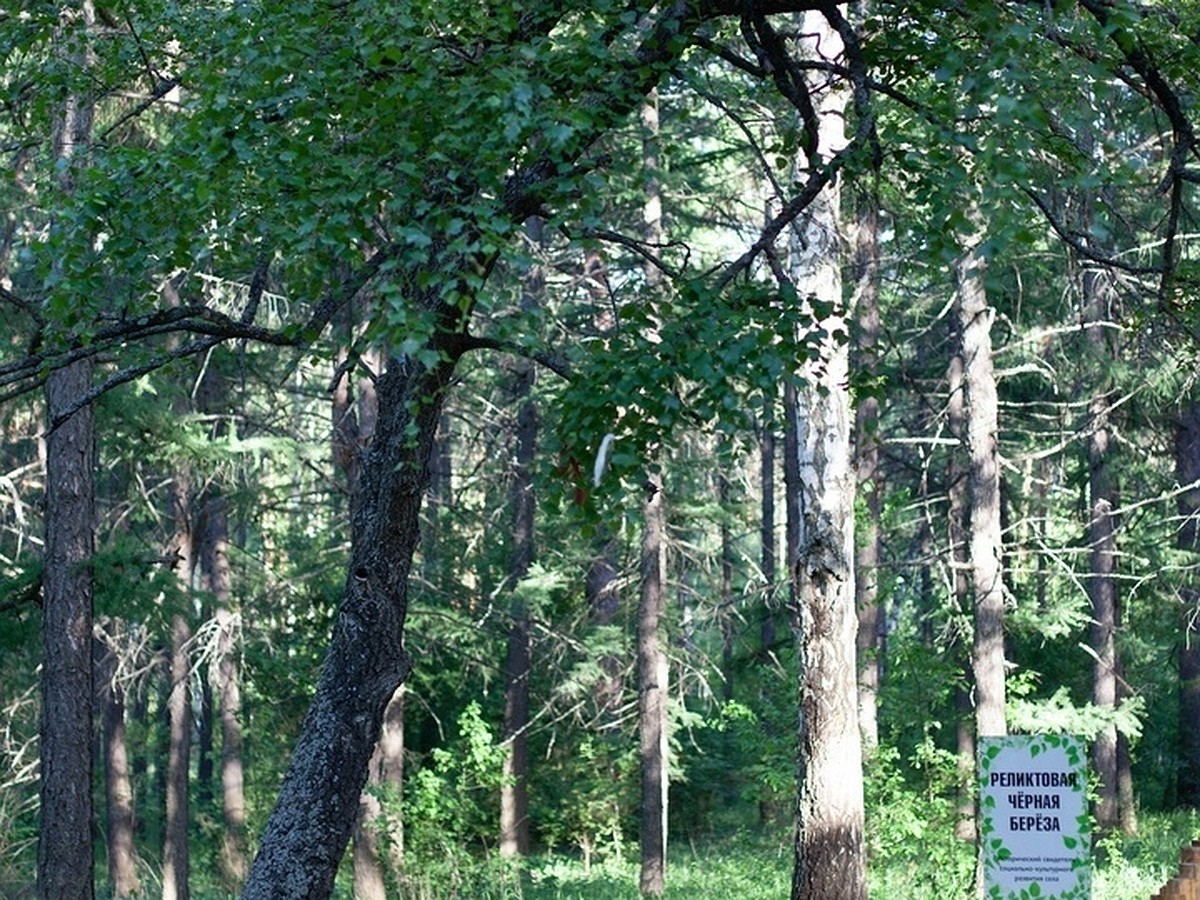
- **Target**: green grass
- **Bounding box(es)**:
[522,839,790,899]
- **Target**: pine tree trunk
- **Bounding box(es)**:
[956,231,1007,739]
[788,12,867,900]
[41,356,96,900]
[195,360,249,891]
[638,472,669,897]
[163,452,194,900]
[97,628,140,898]
[947,321,977,842]
[498,385,536,858]
[39,6,96,896]
[1084,263,1120,832]
[500,216,542,859]
[163,614,191,900]
[201,498,248,890]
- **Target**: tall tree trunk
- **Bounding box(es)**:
[788,12,867,900]
[637,472,669,898]
[163,450,194,900]
[637,87,670,898]
[852,183,883,752]
[500,216,542,859]
[205,497,248,890]
[41,356,96,900]
[956,228,1007,740]
[1175,400,1200,808]
[1083,262,1120,832]
[39,5,96,897]
[97,627,140,898]
[196,363,248,891]
[163,614,191,900]
[947,320,977,842]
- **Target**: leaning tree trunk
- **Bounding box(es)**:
[242,339,458,898]
[787,11,867,900]
[39,5,97,897]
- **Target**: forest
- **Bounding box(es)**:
[4,1,1200,899]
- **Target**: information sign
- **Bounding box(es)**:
[979,734,1090,900]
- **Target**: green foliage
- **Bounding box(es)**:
[406,701,507,855]
[864,744,975,900]
[549,279,814,509]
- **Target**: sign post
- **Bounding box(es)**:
[979,734,1091,899]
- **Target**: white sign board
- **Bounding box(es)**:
[979,735,1091,900]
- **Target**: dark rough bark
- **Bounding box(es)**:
[40,357,96,900]
[163,614,191,900]
[97,629,140,898]
[638,473,669,898]
[242,349,455,899]
[333,327,400,899]
[1176,401,1200,808]
[957,233,1007,740]
[39,5,96,896]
